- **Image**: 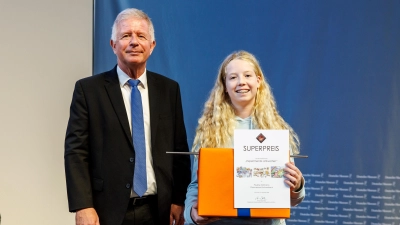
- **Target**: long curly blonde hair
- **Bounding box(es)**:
[192,50,300,154]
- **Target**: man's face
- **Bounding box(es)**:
[111,18,156,70]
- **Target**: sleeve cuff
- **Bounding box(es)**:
[290,176,306,206]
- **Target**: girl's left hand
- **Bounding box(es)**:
[284,162,303,191]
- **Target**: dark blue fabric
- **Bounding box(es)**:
[94,1,400,223]
[237,208,250,217]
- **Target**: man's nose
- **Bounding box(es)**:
[129,35,139,45]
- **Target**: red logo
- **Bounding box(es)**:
[256,133,266,143]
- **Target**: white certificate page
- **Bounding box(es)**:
[234,129,290,208]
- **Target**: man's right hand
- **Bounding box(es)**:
[76,207,100,225]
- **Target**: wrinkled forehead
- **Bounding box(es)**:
[117,17,154,41]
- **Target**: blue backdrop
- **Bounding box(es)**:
[94,1,400,224]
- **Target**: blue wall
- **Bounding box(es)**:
[94,1,400,223]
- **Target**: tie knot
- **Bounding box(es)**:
[128,79,141,87]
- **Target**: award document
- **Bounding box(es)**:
[234,129,290,209]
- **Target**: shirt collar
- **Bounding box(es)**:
[117,66,148,89]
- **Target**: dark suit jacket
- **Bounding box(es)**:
[64,67,191,225]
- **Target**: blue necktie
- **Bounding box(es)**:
[128,79,147,197]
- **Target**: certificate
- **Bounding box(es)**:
[234,129,290,208]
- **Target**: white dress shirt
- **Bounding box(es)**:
[117,66,157,197]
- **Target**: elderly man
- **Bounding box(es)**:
[65,8,191,225]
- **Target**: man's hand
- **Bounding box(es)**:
[170,204,184,225]
[76,207,100,225]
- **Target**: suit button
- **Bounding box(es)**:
[126,183,131,188]
[129,157,134,162]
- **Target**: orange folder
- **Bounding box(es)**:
[198,148,290,218]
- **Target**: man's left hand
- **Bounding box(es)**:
[170,204,184,225]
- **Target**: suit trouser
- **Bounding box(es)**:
[122,195,158,225]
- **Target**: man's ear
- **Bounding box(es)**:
[110,40,116,54]
[150,40,156,55]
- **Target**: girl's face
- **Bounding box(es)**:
[225,59,260,110]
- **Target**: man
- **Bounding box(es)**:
[64,8,191,225]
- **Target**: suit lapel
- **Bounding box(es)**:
[147,71,160,152]
[104,68,133,146]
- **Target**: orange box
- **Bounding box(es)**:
[198,148,290,218]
